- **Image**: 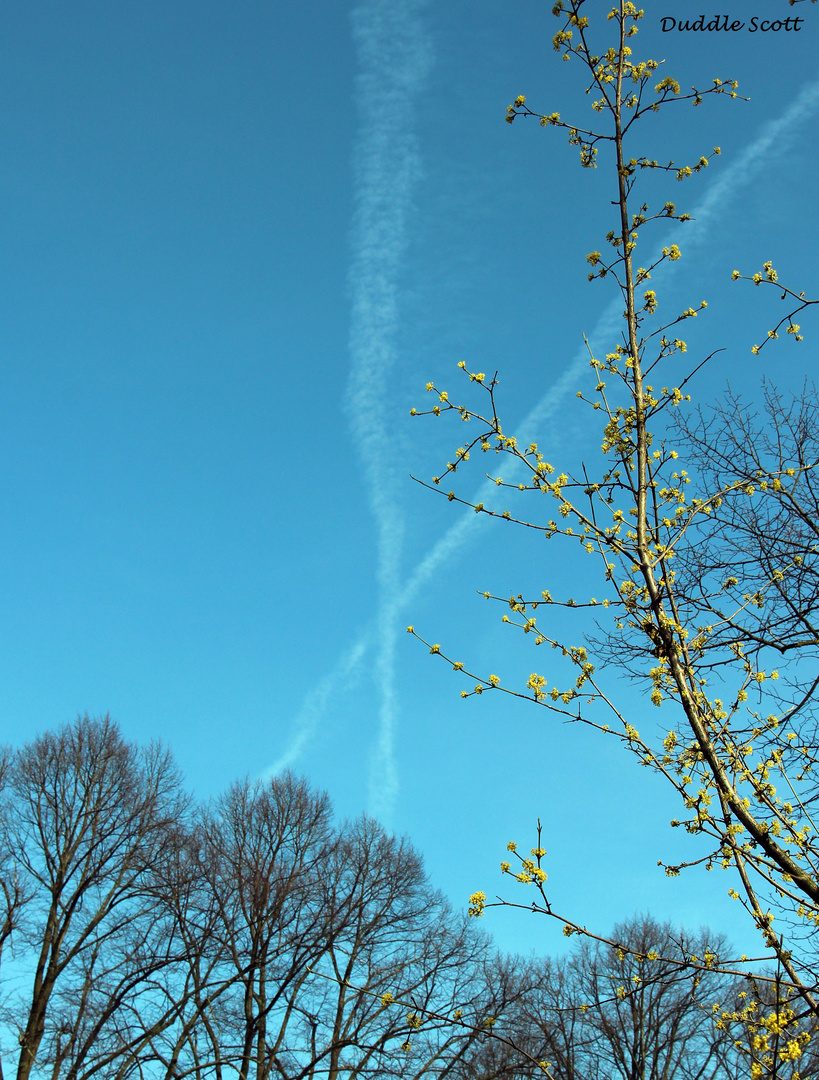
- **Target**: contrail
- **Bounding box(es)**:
[685,77,819,245]
[259,636,369,780]
[265,76,819,820]
[344,0,433,820]
[388,74,819,600]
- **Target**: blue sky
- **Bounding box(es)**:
[0,0,817,962]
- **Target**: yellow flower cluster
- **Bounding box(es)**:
[468,891,487,917]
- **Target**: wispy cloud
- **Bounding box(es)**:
[266,74,819,821]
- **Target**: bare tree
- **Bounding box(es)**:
[464,916,739,1080]
[668,381,819,670]
[293,816,521,1080]
[0,746,28,999]
[139,816,243,1080]
[667,381,819,792]
[563,917,734,1080]
[436,950,558,1080]
[495,954,595,1080]
[155,771,337,1080]
[149,780,523,1080]
[0,729,536,1080]
[0,714,187,1080]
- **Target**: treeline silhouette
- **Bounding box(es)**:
[0,714,813,1080]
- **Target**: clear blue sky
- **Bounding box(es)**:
[0,0,816,961]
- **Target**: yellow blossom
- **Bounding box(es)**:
[468,891,487,917]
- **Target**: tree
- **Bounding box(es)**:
[0,713,187,1080]
[554,916,734,1080]
[141,772,515,1080]
[158,771,338,1080]
[0,746,27,1000]
[408,1,819,1074]
[293,815,526,1080]
[447,915,743,1080]
[667,381,819,752]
